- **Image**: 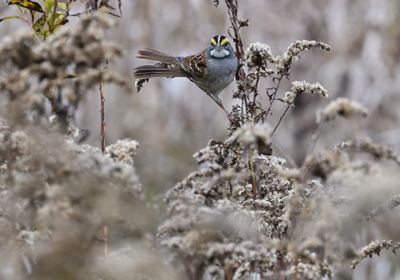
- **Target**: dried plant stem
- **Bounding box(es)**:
[250,69,261,117]
[225,0,247,84]
[272,105,290,136]
[225,0,245,62]
[224,264,233,280]
[351,240,400,269]
[244,95,249,116]
[308,123,322,156]
[264,75,283,119]
[5,133,15,184]
[99,77,106,153]
[51,0,59,32]
[365,195,400,221]
[272,140,298,168]
[248,148,258,200]
[103,225,108,257]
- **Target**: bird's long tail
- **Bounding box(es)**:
[133,65,185,79]
[136,49,178,63]
[134,49,185,79]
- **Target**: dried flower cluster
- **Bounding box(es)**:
[0,120,154,279]
[276,40,331,77]
[228,123,271,153]
[230,36,331,133]
[351,240,400,269]
[105,139,140,166]
[365,195,400,221]
[159,125,335,279]
[0,13,129,125]
[317,97,369,124]
[303,150,346,180]
[300,143,400,276]
[336,138,400,166]
[0,13,162,280]
[283,81,328,106]
[245,42,276,69]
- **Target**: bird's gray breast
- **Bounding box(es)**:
[196,56,237,96]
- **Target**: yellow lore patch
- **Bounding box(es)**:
[220,38,229,46]
[211,38,217,45]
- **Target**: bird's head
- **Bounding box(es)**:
[208,35,234,59]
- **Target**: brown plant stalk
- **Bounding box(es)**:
[225,0,247,81]
[99,77,106,153]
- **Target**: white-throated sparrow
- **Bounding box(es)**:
[134,35,238,114]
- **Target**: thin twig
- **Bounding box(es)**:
[365,195,400,221]
[264,75,283,120]
[250,68,261,118]
[272,140,298,168]
[307,123,322,157]
[271,105,290,136]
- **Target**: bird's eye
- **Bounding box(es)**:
[220,38,229,46]
[211,38,217,46]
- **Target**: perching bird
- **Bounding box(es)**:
[133,35,238,115]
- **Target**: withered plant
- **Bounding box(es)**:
[0,0,399,279]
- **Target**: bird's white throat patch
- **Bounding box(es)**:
[211,49,230,58]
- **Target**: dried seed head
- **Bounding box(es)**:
[245,42,276,69]
[277,40,331,76]
[317,97,368,124]
[283,81,328,105]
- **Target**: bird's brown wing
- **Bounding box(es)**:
[178,50,208,77]
[134,49,208,80]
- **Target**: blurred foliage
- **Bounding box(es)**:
[0,0,400,279]
[1,0,121,39]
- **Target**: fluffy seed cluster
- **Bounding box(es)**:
[276,40,331,76]
[365,195,400,221]
[317,97,369,124]
[228,123,271,152]
[0,13,130,121]
[105,139,140,166]
[336,138,400,166]
[232,36,331,130]
[351,240,400,269]
[0,120,150,279]
[245,42,276,69]
[283,81,328,105]
[159,124,334,279]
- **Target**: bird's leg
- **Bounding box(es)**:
[208,94,241,128]
[208,94,230,117]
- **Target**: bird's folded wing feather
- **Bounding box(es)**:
[179,50,208,77]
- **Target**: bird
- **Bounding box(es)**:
[133,35,238,115]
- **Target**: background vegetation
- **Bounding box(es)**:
[0,0,400,279]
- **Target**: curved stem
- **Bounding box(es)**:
[271,105,290,136]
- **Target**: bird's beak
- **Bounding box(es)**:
[210,44,230,58]
[215,44,223,51]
